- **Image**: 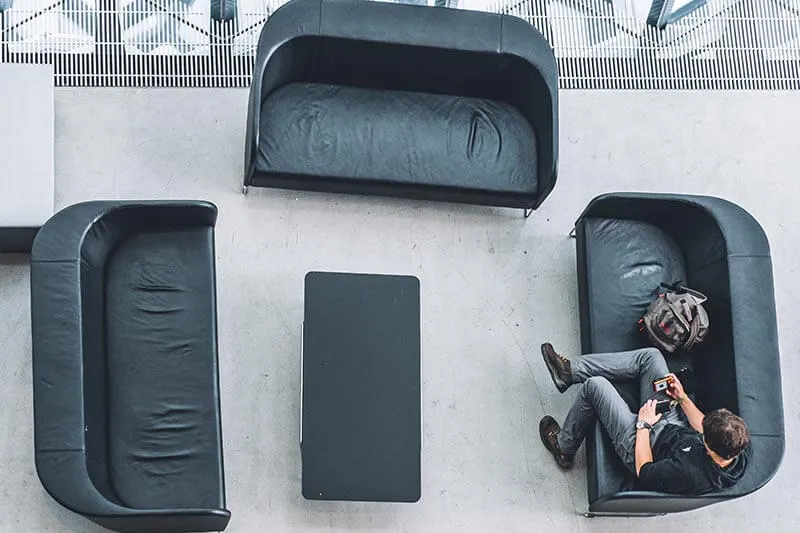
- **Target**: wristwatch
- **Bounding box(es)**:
[636,419,653,431]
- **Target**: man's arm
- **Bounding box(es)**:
[635,426,653,476]
[666,373,704,433]
[677,395,705,433]
[635,399,662,476]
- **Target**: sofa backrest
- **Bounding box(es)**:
[256,0,556,117]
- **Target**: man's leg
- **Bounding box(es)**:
[573,347,685,428]
[539,345,684,468]
[542,344,670,398]
[556,376,638,470]
[571,347,670,401]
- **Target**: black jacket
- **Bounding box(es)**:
[637,423,750,495]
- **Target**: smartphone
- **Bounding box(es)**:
[652,375,674,393]
[655,399,673,415]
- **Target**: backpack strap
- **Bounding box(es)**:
[683,314,702,351]
[660,280,685,293]
[666,300,691,331]
[660,281,708,304]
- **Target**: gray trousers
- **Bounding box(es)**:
[556,347,685,472]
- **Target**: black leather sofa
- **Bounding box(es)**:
[574,193,784,516]
[244,0,558,213]
[31,201,230,533]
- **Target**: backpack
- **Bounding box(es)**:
[638,281,710,353]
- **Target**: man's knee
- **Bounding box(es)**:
[582,376,613,397]
[639,347,665,366]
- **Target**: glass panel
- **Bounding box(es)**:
[4,0,97,54]
[118,0,210,55]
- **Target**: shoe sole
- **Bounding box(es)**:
[541,343,568,393]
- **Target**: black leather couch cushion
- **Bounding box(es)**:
[106,228,222,510]
[258,83,538,196]
[580,217,687,354]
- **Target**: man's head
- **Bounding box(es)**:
[702,408,750,460]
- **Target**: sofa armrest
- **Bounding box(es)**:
[588,490,725,516]
[32,201,217,262]
[245,0,322,185]
[36,450,230,533]
[499,14,558,209]
[588,433,784,515]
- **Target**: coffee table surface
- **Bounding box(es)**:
[302,271,421,502]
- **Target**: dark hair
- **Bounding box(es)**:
[703,409,750,459]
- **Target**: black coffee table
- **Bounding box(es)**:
[301,271,421,502]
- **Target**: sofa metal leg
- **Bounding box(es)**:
[583,510,666,518]
[523,208,533,218]
[241,185,249,196]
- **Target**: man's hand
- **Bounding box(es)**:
[665,373,686,402]
[638,399,663,427]
[635,400,661,476]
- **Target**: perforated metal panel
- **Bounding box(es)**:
[494,0,800,89]
[1,0,798,88]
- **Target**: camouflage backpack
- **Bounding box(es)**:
[638,282,710,353]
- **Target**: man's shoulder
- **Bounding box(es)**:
[682,446,741,494]
[658,422,702,449]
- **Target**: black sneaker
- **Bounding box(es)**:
[539,416,574,469]
[541,343,573,393]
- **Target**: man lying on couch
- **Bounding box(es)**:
[537,344,751,495]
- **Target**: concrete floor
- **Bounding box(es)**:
[1,89,798,532]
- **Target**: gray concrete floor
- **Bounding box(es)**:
[1,89,799,532]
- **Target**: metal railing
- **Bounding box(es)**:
[1,0,798,88]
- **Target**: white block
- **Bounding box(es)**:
[0,64,55,228]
